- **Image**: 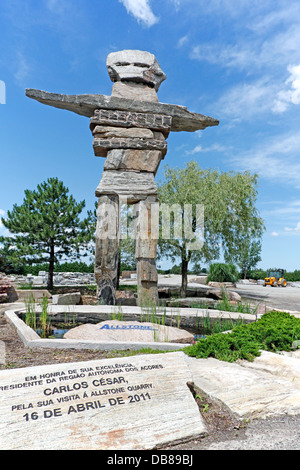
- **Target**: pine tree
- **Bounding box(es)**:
[0,177,95,289]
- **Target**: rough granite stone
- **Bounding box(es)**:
[106,50,166,91]
[25,89,219,132]
[90,109,171,136]
[92,126,154,139]
[104,149,163,173]
[94,194,119,303]
[95,171,158,202]
[0,352,206,450]
[63,320,194,344]
[111,81,159,102]
[93,136,167,158]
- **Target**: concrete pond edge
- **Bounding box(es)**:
[5,304,256,352]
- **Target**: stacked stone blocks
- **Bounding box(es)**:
[92,51,170,305]
[25,49,219,306]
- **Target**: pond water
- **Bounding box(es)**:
[19,312,237,341]
[36,326,70,339]
[33,322,206,341]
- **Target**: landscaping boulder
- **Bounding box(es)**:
[16,289,51,302]
[207,288,242,302]
[52,292,81,305]
[116,290,137,306]
[0,275,18,303]
[64,320,194,344]
[168,297,217,308]
[80,295,98,305]
[190,276,208,285]
[207,281,236,288]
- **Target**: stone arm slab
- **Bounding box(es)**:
[25,89,219,132]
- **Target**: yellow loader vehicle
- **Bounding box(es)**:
[264,269,287,287]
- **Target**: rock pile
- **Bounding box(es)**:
[8,271,96,287]
[0,274,17,303]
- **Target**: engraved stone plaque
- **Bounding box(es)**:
[0,352,206,450]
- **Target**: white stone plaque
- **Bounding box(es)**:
[0,352,206,450]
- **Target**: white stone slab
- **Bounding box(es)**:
[239,350,300,386]
[185,355,300,419]
[0,352,206,450]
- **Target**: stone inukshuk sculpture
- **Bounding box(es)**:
[25,50,219,306]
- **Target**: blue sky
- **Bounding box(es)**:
[1,0,300,271]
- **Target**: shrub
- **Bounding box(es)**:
[207,263,240,284]
[21,261,94,275]
[183,311,300,362]
[285,270,300,282]
[248,269,267,280]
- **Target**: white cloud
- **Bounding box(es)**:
[185,143,227,155]
[273,64,300,113]
[249,3,300,34]
[185,144,203,155]
[119,0,159,27]
[215,78,277,121]
[14,51,31,85]
[0,209,5,230]
[213,70,300,122]
[230,130,300,185]
[271,232,279,237]
[177,35,189,48]
[270,201,300,216]
[189,3,300,73]
[46,0,67,14]
[284,222,300,233]
[190,43,256,71]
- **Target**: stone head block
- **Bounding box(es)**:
[106,50,166,91]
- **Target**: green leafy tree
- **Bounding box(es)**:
[0,177,95,289]
[230,239,262,279]
[157,161,265,296]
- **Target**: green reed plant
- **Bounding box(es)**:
[39,295,50,338]
[110,305,124,321]
[196,313,246,335]
[24,294,37,330]
[216,289,256,314]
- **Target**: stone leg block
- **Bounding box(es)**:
[137,258,158,283]
[95,195,120,305]
[135,239,157,259]
[134,196,159,241]
[137,281,159,307]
